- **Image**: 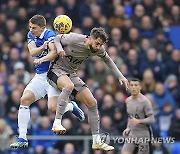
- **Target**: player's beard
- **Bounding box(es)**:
[89,44,98,53]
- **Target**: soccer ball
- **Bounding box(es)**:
[53,15,72,34]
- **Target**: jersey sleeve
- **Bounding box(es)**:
[45,30,56,43]
[27,32,34,44]
[139,97,155,124]
[54,33,86,53]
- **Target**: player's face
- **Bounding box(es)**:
[29,22,45,37]
[89,37,104,53]
[129,81,141,96]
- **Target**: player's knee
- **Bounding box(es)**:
[20,95,32,106]
[87,97,97,107]
[48,104,56,113]
[63,82,74,91]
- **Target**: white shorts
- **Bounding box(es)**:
[24,73,60,101]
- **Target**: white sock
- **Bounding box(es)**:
[18,105,30,140]
[64,103,73,113]
[54,118,62,125]
[93,134,101,144]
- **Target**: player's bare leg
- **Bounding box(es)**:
[76,87,114,151]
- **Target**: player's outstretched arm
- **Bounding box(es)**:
[100,52,129,90]
[28,41,48,57]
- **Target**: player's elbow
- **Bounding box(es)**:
[29,50,36,57]
[150,116,155,124]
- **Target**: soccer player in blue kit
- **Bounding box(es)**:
[10,15,85,149]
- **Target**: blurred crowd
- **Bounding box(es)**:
[0,0,180,153]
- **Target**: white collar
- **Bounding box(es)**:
[38,28,47,39]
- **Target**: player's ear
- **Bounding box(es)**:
[41,26,46,30]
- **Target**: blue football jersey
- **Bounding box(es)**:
[27,29,56,74]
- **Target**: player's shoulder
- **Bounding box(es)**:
[63,32,87,43]
[125,96,132,103]
[44,29,56,38]
[140,94,151,105]
[67,32,86,39]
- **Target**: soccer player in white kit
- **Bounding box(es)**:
[36,27,129,151]
[10,15,85,149]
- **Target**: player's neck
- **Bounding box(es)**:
[84,38,90,49]
[132,93,141,99]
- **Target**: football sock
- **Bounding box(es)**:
[93,134,101,144]
[55,88,72,120]
[18,105,30,140]
[64,101,73,112]
[88,103,100,136]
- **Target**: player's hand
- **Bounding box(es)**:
[123,128,130,137]
[34,58,43,65]
[58,50,66,58]
[130,117,140,126]
[119,77,129,90]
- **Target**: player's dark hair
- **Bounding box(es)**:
[29,15,46,27]
[90,27,108,43]
[129,78,141,83]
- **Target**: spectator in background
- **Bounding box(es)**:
[13,61,31,85]
[162,41,173,62]
[113,107,127,135]
[5,106,18,134]
[139,15,154,39]
[153,82,176,113]
[125,49,141,79]
[108,28,122,50]
[90,58,109,86]
[141,69,156,94]
[169,109,180,141]
[102,74,120,95]
[132,4,145,28]
[128,27,141,49]
[62,142,80,154]
[140,48,164,81]
[0,85,7,117]
[101,116,119,135]
[108,5,125,28]
[165,49,180,80]
[0,119,13,151]
[107,46,124,67]
[31,116,56,154]
[100,94,115,118]
[165,75,180,107]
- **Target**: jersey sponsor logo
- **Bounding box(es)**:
[65,55,83,65]
[37,50,48,58]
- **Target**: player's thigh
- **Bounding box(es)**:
[57,75,74,90]
[121,143,136,154]
[23,74,48,104]
[138,142,150,154]
[47,70,74,90]
[47,85,60,112]
[76,87,97,107]
[21,90,36,106]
